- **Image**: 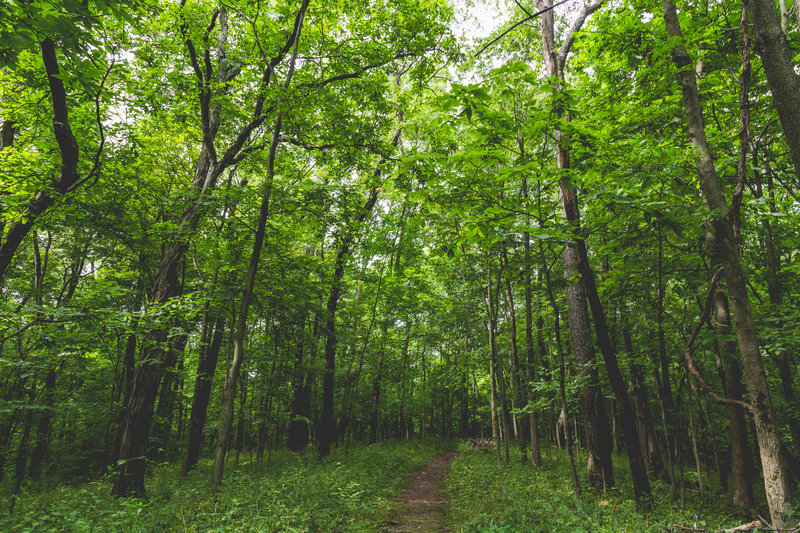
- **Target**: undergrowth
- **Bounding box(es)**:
[445,443,767,533]
[1,439,453,532]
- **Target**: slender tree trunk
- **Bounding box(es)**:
[210,3,310,483]
[369,324,388,444]
[522,179,542,465]
[502,252,528,462]
[181,315,225,477]
[398,323,411,439]
[630,364,667,480]
[686,378,704,494]
[754,164,800,454]
[28,366,56,480]
[654,225,676,485]
[210,104,282,488]
[540,242,580,496]
[10,389,34,513]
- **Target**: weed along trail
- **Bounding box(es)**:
[386,452,455,532]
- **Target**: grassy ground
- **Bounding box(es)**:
[444,442,771,533]
[1,439,454,533]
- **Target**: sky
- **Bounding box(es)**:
[452,0,507,41]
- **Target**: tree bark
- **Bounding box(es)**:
[535,0,617,490]
[539,242,580,496]
[706,225,755,508]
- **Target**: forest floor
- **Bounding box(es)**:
[386,451,455,532]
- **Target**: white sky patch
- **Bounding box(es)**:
[451,0,507,42]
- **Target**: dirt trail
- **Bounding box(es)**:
[386,452,455,532]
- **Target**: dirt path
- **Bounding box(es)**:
[386,452,455,532]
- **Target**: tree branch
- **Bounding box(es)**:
[683,266,754,414]
[557,0,604,67]
[475,0,574,57]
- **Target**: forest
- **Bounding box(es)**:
[1,0,799,531]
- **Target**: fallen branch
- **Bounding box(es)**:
[717,520,762,533]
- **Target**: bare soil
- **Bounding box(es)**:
[385,452,455,532]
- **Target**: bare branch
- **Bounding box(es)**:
[69,58,115,192]
[514,0,532,17]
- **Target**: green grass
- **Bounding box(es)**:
[444,443,767,533]
[1,439,454,532]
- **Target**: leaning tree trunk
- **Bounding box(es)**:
[663,0,793,524]
[210,106,288,490]
[0,39,86,284]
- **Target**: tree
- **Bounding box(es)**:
[662,0,794,524]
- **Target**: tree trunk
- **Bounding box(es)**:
[181,315,225,477]
[0,39,82,284]
[750,0,800,182]
[502,252,528,462]
[540,242,580,496]
[29,367,56,480]
[535,0,615,490]
[706,222,755,507]
[630,363,667,481]
[663,0,793,523]
[369,326,388,445]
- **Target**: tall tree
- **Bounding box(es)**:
[662,0,794,524]
[533,0,650,499]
